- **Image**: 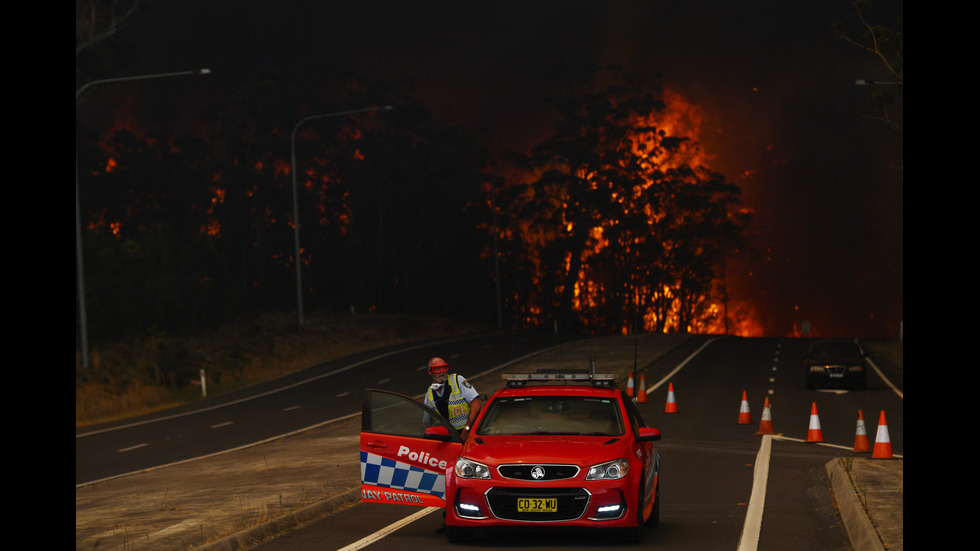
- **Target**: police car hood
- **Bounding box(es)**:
[464,434,628,466]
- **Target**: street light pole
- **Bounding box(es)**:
[289,105,392,326]
[75,68,211,369]
[76,68,212,102]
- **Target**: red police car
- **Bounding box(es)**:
[360,371,662,543]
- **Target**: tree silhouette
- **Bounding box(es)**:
[495,76,750,334]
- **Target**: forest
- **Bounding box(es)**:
[76,72,752,353]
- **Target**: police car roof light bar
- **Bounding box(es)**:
[502,371,618,388]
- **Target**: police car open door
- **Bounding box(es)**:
[360,389,463,507]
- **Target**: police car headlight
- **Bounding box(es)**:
[455,457,491,479]
[586,458,629,480]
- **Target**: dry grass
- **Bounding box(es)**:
[76,312,491,428]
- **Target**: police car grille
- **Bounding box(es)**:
[498,464,580,481]
[486,487,590,521]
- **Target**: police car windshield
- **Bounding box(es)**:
[477,396,624,436]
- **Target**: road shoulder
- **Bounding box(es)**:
[826,457,903,551]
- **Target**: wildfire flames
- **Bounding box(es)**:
[81,87,763,337]
[497,87,761,337]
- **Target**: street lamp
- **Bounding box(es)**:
[76,68,211,369]
[76,68,211,102]
[289,105,392,326]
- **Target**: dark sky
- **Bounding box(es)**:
[88,0,903,339]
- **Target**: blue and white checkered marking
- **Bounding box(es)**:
[360,451,446,499]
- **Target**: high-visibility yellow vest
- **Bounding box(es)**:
[427,374,471,429]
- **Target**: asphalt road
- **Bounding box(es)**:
[248,336,902,550]
[76,332,571,485]
[76,334,902,550]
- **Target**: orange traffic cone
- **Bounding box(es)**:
[806,402,824,443]
[737,391,752,424]
[636,375,648,402]
[872,410,893,459]
[626,371,635,397]
[853,410,871,452]
[756,397,774,434]
[664,382,678,413]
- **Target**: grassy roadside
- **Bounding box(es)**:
[75,312,492,428]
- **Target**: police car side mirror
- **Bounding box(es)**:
[424,425,453,442]
[637,427,661,442]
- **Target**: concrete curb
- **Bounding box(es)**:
[194,488,361,551]
[825,458,883,551]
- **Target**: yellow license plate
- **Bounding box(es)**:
[517,498,558,513]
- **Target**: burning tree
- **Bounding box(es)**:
[493,77,751,334]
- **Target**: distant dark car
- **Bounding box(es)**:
[804,339,868,389]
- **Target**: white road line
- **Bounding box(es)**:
[377,378,390,385]
[283,405,301,412]
[647,336,726,392]
[336,506,439,551]
[336,391,351,398]
[76,334,486,438]
[78,410,363,488]
[77,341,582,489]
[771,435,904,458]
[864,356,903,399]
[737,434,772,551]
[210,421,233,429]
[117,443,147,452]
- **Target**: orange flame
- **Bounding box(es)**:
[505,88,756,335]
